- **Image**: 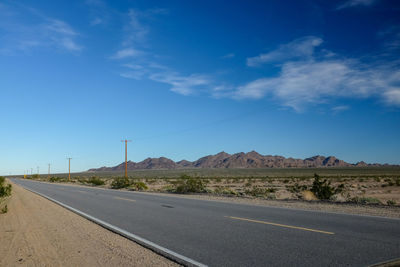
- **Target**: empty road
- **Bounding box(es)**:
[12,179,400,266]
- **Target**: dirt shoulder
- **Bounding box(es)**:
[0,182,179,267]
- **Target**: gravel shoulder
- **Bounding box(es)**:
[0,182,179,267]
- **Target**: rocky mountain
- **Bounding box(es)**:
[87,151,391,172]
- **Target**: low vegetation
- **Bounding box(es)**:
[49,177,67,183]
[351,197,382,205]
[130,181,148,191]
[245,186,276,198]
[0,177,12,198]
[0,176,12,214]
[111,177,131,189]
[87,176,105,186]
[310,173,344,200]
[168,175,208,194]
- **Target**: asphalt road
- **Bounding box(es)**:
[12,179,400,267]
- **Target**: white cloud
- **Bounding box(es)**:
[123,9,149,45]
[44,19,77,36]
[222,53,235,59]
[90,17,103,26]
[120,70,147,80]
[246,36,323,67]
[236,37,400,110]
[383,88,400,106]
[0,4,82,53]
[332,105,350,113]
[336,0,376,10]
[111,48,142,59]
[149,72,211,95]
[59,37,82,51]
[123,63,144,69]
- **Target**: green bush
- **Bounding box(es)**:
[310,173,344,200]
[111,177,131,189]
[169,175,208,194]
[49,177,66,183]
[1,204,8,214]
[245,186,276,198]
[0,177,12,198]
[352,197,382,205]
[88,176,105,186]
[214,186,238,196]
[131,181,148,191]
[387,200,396,206]
[288,183,308,193]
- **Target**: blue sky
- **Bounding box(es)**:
[1,0,400,175]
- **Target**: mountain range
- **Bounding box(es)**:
[87,151,390,172]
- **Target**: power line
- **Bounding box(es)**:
[133,107,270,141]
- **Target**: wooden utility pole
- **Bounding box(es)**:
[67,158,72,181]
[48,164,51,179]
[121,140,132,178]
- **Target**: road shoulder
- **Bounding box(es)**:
[0,182,179,267]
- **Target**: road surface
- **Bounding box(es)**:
[12,179,400,266]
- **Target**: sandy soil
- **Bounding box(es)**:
[0,183,179,267]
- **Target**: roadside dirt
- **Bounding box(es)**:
[0,183,179,267]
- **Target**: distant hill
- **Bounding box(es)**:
[87,151,392,172]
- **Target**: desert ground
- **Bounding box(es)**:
[0,181,178,267]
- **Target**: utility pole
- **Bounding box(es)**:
[48,164,51,179]
[31,168,33,175]
[121,140,132,178]
[37,166,40,178]
[67,158,72,181]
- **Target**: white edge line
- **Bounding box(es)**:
[20,185,207,267]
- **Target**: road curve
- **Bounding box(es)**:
[12,179,400,267]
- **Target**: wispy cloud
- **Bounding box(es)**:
[85,0,110,26]
[383,89,400,106]
[123,9,149,45]
[336,0,377,10]
[222,53,235,59]
[112,7,212,96]
[149,72,211,95]
[246,36,323,67]
[236,36,400,111]
[378,26,400,52]
[111,8,166,61]
[0,3,82,54]
[90,17,103,26]
[42,19,82,51]
[332,105,350,113]
[111,48,143,59]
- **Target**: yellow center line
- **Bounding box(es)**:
[227,216,334,235]
[114,196,136,202]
